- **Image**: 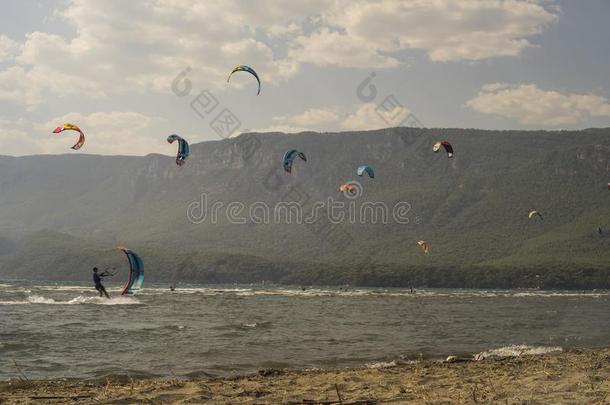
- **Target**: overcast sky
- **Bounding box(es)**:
[0,0,609,156]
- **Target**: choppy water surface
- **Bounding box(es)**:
[1,282,609,380]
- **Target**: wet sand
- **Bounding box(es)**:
[1,348,609,404]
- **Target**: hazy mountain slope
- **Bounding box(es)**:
[0,127,609,287]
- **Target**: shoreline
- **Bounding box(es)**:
[2,348,609,404]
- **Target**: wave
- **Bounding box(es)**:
[2,283,609,299]
[28,294,57,304]
[140,287,255,296]
[66,295,141,305]
[366,360,398,369]
[0,294,141,305]
[138,288,610,299]
[474,345,562,360]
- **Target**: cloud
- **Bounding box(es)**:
[0,112,166,156]
[467,83,610,127]
[0,117,39,156]
[266,22,303,38]
[341,102,411,130]
[289,29,400,68]
[45,111,168,155]
[294,0,559,65]
[272,107,342,128]
[0,0,560,109]
[255,107,342,133]
[259,100,417,133]
[0,65,107,109]
[0,35,19,63]
[0,0,296,108]
[251,124,313,134]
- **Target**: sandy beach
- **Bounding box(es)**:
[1,348,609,404]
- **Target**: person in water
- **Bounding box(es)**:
[92,267,111,299]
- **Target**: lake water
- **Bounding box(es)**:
[1,282,609,380]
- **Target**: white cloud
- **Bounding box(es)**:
[0,112,166,156]
[294,0,558,65]
[266,22,302,38]
[289,29,400,68]
[273,107,342,128]
[0,0,560,109]
[0,65,107,108]
[0,0,298,108]
[44,111,168,155]
[467,83,610,127]
[255,107,342,133]
[0,117,39,156]
[0,35,19,63]
[341,102,411,130]
[252,124,313,134]
[260,101,415,133]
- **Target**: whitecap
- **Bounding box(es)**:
[366,360,397,369]
[0,294,142,305]
[474,344,562,361]
[27,294,56,304]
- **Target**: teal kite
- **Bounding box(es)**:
[117,246,144,296]
[227,65,261,95]
[283,149,307,173]
[357,165,374,178]
[167,134,190,166]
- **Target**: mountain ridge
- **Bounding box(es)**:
[1,126,609,288]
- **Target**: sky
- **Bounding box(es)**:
[0,0,609,156]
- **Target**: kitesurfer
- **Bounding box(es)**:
[92,267,111,299]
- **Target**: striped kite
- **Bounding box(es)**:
[339,183,357,195]
[52,123,85,150]
[227,65,261,95]
[433,141,453,158]
[117,246,144,296]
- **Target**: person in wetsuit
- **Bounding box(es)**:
[93,267,111,299]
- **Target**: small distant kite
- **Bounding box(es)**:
[357,165,375,178]
[52,123,85,150]
[283,149,306,173]
[227,65,261,95]
[528,210,543,220]
[167,134,190,166]
[417,240,429,254]
[339,183,357,195]
[433,141,453,158]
